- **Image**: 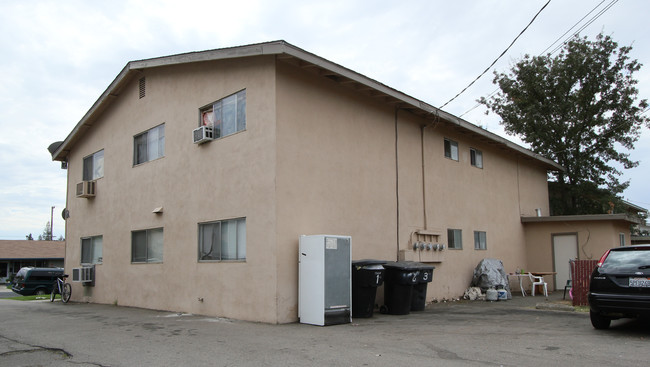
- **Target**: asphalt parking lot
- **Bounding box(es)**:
[0,288,648,367]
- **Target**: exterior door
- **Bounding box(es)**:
[552,234,578,290]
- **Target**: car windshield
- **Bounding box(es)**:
[601,248,650,273]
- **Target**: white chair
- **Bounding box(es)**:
[528,273,548,297]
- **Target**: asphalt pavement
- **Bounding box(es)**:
[1,288,648,366]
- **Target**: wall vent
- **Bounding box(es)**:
[139,77,146,99]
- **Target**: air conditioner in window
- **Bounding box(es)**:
[193,126,214,144]
[76,181,96,198]
[72,265,94,284]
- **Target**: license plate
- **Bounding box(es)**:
[629,277,650,287]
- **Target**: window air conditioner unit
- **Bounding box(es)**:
[72,265,94,284]
[193,126,214,144]
[76,181,96,198]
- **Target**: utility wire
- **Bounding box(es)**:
[458,0,619,118]
[438,0,551,110]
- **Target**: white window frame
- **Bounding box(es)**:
[444,138,459,161]
[474,231,487,250]
[133,124,165,165]
[83,149,104,181]
[447,228,462,249]
[131,228,164,263]
[470,148,483,168]
[200,90,246,139]
[198,218,246,261]
[619,233,626,247]
[81,235,103,265]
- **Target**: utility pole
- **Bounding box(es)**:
[50,206,55,241]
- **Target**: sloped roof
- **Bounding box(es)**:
[49,40,563,171]
[0,240,65,260]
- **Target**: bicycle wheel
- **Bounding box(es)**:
[50,287,56,302]
[61,283,72,303]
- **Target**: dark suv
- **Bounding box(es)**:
[11,267,63,296]
[588,245,650,329]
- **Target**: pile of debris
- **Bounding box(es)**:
[463,258,512,301]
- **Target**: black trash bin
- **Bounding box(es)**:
[351,260,386,318]
[380,261,420,315]
[409,262,435,311]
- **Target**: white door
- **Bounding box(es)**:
[553,234,578,290]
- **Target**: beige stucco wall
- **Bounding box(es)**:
[523,218,632,290]
[65,56,282,323]
[64,54,554,323]
[274,60,551,321]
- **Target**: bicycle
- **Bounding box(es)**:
[50,274,71,303]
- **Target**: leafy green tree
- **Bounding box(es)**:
[480,33,649,215]
[25,233,34,240]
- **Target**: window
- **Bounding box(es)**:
[198,218,246,261]
[81,236,103,264]
[200,90,246,139]
[83,150,104,181]
[470,148,483,168]
[474,231,487,250]
[131,228,163,263]
[444,138,459,161]
[619,233,626,247]
[447,229,462,249]
[133,124,165,165]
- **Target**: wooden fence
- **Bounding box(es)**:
[570,259,598,306]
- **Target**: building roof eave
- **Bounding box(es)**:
[50,40,564,172]
[521,213,641,225]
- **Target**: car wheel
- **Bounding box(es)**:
[590,310,611,330]
[34,288,47,296]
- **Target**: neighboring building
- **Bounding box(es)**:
[0,240,65,282]
[49,41,628,323]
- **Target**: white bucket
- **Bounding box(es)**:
[497,289,508,300]
[486,288,498,301]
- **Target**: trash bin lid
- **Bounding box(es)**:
[352,259,387,267]
[408,261,436,271]
[382,261,422,270]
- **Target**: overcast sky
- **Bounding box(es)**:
[1,0,648,240]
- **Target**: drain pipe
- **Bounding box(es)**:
[394,107,400,261]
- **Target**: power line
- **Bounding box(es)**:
[458,0,619,118]
[438,0,551,110]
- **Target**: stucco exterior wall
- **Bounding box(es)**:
[274,60,551,321]
[65,56,281,323]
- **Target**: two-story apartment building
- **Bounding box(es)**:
[50,41,616,323]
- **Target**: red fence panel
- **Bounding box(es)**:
[571,259,598,306]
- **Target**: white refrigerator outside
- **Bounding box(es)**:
[298,235,351,326]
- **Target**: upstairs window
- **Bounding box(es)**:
[134,124,165,165]
[444,138,459,161]
[81,235,103,264]
[83,149,104,180]
[470,148,483,168]
[200,90,246,139]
